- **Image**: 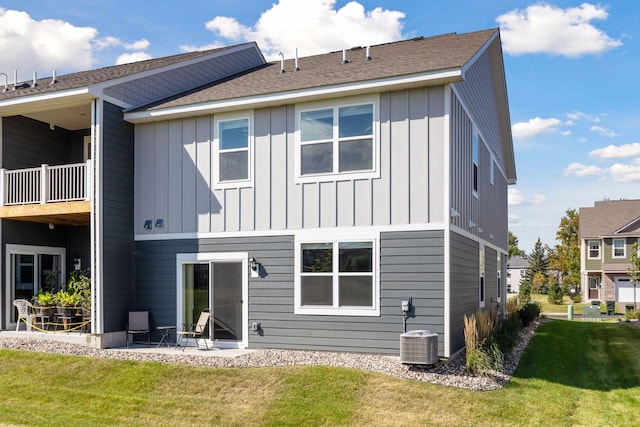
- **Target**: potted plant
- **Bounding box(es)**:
[34,290,56,317]
[67,269,91,310]
[55,290,81,317]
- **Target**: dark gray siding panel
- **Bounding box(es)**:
[449,231,479,354]
[101,101,134,332]
[134,230,445,355]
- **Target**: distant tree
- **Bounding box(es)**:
[508,231,525,257]
[549,209,580,294]
[627,242,640,310]
[523,238,549,294]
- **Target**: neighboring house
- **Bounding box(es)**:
[507,256,529,294]
[0,28,515,358]
[579,200,640,309]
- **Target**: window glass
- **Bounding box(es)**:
[302,243,333,272]
[219,151,248,181]
[301,109,333,141]
[473,133,479,193]
[339,104,373,138]
[301,143,333,174]
[588,241,600,258]
[339,138,373,172]
[300,241,374,309]
[298,102,375,177]
[220,119,248,150]
[613,239,625,257]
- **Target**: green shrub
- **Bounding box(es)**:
[519,301,542,327]
[624,309,640,320]
[547,281,563,304]
[496,311,523,352]
[570,293,582,304]
[464,310,504,375]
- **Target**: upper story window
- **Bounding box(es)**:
[214,113,253,188]
[296,97,378,182]
[295,233,379,316]
[472,133,479,196]
[588,240,600,259]
[613,238,626,258]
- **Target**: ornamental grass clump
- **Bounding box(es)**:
[464,309,504,375]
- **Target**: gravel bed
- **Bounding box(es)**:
[0,320,540,391]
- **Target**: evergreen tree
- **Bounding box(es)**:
[522,238,549,294]
[508,231,525,257]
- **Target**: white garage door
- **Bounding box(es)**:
[616,278,640,302]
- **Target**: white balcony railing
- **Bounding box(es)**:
[0,161,92,206]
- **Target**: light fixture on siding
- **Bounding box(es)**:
[249,257,260,278]
[143,220,153,230]
[468,220,476,229]
[450,208,460,219]
[155,219,164,228]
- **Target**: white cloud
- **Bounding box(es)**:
[561,130,571,136]
[497,3,622,57]
[609,163,640,183]
[590,125,619,138]
[508,188,524,206]
[512,117,562,139]
[115,52,152,65]
[201,0,405,59]
[0,8,97,79]
[564,162,604,177]
[124,39,150,51]
[590,142,640,160]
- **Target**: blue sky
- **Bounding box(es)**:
[1,0,638,253]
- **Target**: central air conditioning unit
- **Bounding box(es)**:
[400,330,438,365]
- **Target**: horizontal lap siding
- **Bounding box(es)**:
[449,231,479,354]
[134,230,445,355]
[101,101,134,332]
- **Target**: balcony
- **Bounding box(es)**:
[0,161,92,226]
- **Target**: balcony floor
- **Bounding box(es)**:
[0,200,90,226]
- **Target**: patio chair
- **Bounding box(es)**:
[177,310,210,351]
[127,311,150,348]
[13,299,35,332]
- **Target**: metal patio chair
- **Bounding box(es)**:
[177,310,210,351]
[127,311,150,348]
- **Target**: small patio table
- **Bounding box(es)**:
[156,326,176,348]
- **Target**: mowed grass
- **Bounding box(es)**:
[0,320,638,426]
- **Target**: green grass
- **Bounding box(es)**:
[0,320,638,426]
[530,294,590,314]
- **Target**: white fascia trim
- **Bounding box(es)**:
[135,222,446,241]
[443,84,452,358]
[124,68,463,123]
[0,87,93,114]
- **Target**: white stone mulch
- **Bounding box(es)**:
[0,320,541,391]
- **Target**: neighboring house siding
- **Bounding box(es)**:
[134,230,445,355]
[449,231,479,354]
[101,101,134,332]
[602,237,638,265]
[104,46,264,108]
[134,87,447,235]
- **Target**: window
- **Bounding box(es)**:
[588,240,600,259]
[613,239,626,258]
[472,133,479,195]
[296,238,378,315]
[214,113,252,187]
[479,247,485,307]
[497,255,501,300]
[296,98,377,181]
[490,159,495,186]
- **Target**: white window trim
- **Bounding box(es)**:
[213,111,254,189]
[612,238,626,258]
[294,230,380,316]
[587,240,601,259]
[294,95,380,184]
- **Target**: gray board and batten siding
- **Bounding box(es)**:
[134,86,447,236]
[100,101,135,333]
[135,230,445,355]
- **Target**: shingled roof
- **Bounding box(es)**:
[579,199,640,239]
[0,45,237,100]
[140,28,499,111]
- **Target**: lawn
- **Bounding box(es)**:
[0,320,638,426]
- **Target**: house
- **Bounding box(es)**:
[579,199,640,309]
[507,256,529,294]
[0,28,515,358]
